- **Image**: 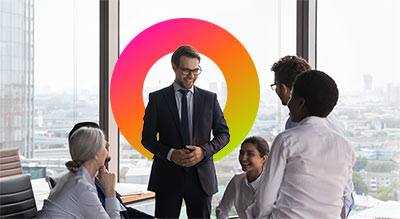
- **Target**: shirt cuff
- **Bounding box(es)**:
[105,197,125,212]
[167,148,175,161]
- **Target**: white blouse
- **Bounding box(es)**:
[216,171,263,219]
[38,166,124,219]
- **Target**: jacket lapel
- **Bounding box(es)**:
[193,86,203,142]
[164,85,182,136]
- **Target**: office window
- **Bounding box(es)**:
[317,0,400,215]
[120,0,296,217]
[0,0,99,179]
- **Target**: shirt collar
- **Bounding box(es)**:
[298,116,327,127]
[173,82,194,94]
[244,171,263,191]
[79,166,95,186]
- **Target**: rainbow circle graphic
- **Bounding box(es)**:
[111,18,259,161]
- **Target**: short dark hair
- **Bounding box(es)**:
[241,136,269,157]
[271,55,311,88]
[69,122,100,140]
[171,45,201,67]
[292,70,339,117]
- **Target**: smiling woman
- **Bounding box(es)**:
[216,136,269,219]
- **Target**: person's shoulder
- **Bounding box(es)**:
[150,85,172,96]
[72,171,97,194]
[279,126,300,138]
[233,172,246,180]
[227,172,246,188]
[285,117,298,129]
[195,86,216,96]
[273,127,303,149]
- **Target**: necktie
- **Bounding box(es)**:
[179,89,190,146]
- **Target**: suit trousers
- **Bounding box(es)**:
[154,167,212,219]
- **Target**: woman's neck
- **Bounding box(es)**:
[246,167,263,183]
[82,160,98,178]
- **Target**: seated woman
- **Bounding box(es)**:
[39,127,123,218]
[248,70,355,218]
[216,136,269,219]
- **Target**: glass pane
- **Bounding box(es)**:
[317,0,400,217]
[0,0,99,180]
[120,0,296,217]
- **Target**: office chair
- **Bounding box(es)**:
[0,173,37,218]
[45,171,67,190]
[0,148,23,178]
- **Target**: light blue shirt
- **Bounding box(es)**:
[167,82,194,161]
[38,166,123,219]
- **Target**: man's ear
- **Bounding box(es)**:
[172,63,177,72]
[280,83,291,96]
[298,97,306,109]
[262,155,268,163]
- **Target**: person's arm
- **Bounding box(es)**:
[201,93,230,160]
[247,134,287,218]
[216,176,236,219]
[341,173,354,219]
[79,187,121,219]
[141,93,176,160]
[182,93,229,167]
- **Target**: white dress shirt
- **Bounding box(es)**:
[38,166,124,219]
[216,171,263,219]
[167,82,194,161]
[286,113,354,218]
[249,116,355,219]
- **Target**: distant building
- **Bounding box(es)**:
[209,82,219,94]
[358,170,400,191]
[363,74,373,91]
[220,82,227,99]
[0,0,35,158]
[386,83,400,104]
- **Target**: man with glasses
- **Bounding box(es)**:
[269,56,354,218]
[141,45,230,218]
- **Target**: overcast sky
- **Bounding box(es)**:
[34,0,399,95]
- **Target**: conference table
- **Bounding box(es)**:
[31,178,155,210]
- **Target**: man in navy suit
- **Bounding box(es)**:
[69,122,153,219]
[141,45,230,218]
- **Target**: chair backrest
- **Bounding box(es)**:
[0,174,37,218]
[45,175,57,190]
[0,148,23,178]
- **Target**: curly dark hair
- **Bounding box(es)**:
[171,45,201,67]
[271,55,311,88]
[292,70,339,117]
[241,136,269,157]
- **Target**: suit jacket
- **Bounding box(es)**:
[95,178,153,218]
[141,85,230,196]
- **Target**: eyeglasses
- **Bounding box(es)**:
[270,83,278,91]
[178,66,202,76]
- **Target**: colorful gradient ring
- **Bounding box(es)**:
[111,18,259,161]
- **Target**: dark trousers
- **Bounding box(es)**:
[154,167,212,219]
